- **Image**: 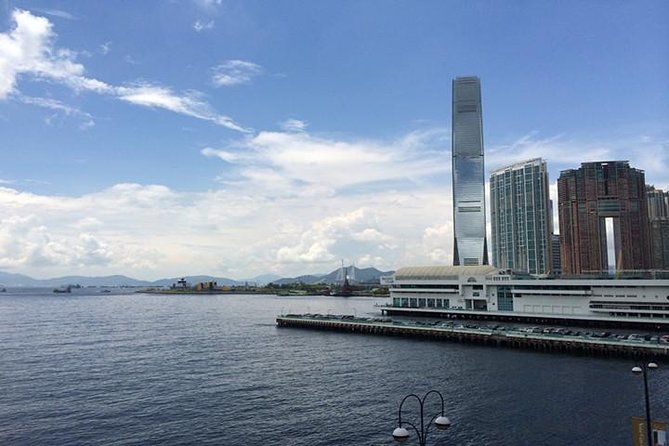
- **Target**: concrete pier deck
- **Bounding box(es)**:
[276,314,669,359]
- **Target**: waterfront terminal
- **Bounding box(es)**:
[379,266,669,329]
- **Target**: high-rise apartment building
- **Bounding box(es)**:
[647,186,669,270]
[490,158,552,274]
[551,234,562,275]
[558,161,650,275]
[451,76,488,266]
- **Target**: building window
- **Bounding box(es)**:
[498,286,514,312]
[427,298,435,308]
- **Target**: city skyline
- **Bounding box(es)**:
[0,1,668,279]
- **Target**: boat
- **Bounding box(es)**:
[53,285,72,294]
[331,260,354,297]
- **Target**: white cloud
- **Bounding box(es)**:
[31,8,77,20]
[422,223,452,263]
[201,147,243,162]
[0,9,85,99]
[193,20,215,32]
[0,169,452,279]
[116,83,249,132]
[281,118,308,132]
[0,9,247,132]
[195,0,223,10]
[17,94,94,129]
[212,59,263,86]
[486,131,669,192]
[99,41,111,55]
[487,132,612,172]
[204,126,449,195]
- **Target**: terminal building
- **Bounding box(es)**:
[382,265,669,327]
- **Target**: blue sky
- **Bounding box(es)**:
[0,0,667,279]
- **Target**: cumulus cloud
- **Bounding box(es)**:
[276,209,383,263]
[0,171,454,278]
[212,60,263,86]
[422,223,453,263]
[0,9,247,132]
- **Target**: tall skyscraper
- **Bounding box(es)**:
[558,161,650,275]
[490,158,552,274]
[647,185,669,270]
[451,76,488,266]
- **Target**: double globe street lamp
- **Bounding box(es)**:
[632,362,659,446]
[392,390,451,446]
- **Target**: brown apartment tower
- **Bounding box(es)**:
[557,161,651,275]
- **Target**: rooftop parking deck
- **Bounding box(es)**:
[277,314,669,359]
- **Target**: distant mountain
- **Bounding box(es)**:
[0,267,393,288]
[242,274,282,285]
[0,272,150,287]
[0,271,42,287]
[272,274,323,286]
[272,267,393,285]
[50,275,151,287]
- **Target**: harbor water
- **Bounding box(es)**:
[1,291,667,445]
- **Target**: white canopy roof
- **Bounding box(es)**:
[394,265,498,280]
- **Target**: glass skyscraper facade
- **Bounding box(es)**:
[490,158,552,275]
[451,76,488,266]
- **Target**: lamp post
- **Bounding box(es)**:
[391,390,451,446]
[632,362,659,446]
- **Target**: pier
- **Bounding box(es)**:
[276,314,669,359]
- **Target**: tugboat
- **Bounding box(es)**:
[331,260,354,297]
[53,285,72,294]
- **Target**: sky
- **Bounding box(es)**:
[0,0,667,280]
